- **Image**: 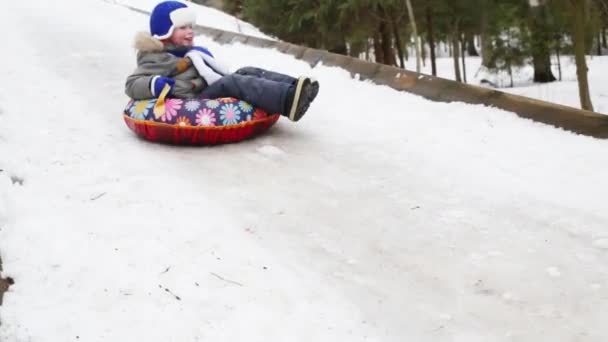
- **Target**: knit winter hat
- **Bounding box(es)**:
[150,1,196,40]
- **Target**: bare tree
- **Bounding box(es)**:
[426,0,437,76]
[405,0,422,72]
[570,0,595,111]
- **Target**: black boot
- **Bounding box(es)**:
[285,77,315,122]
[309,78,320,103]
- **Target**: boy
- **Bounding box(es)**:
[125,1,319,122]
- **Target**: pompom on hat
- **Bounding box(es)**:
[150,1,196,40]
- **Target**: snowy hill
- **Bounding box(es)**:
[1,0,607,341]
[402,54,608,114]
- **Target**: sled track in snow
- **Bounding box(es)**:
[123,4,608,139]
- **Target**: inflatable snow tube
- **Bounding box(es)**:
[123,97,280,145]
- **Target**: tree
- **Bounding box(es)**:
[569,0,595,110]
[483,0,527,87]
[230,0,599,109]
[425,0,438,75]
[442,0,480,82]
[480,0,497,68]
[529,0,557,83]
[405,0,422,72]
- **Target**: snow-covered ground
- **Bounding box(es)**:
[1,1,607,341]
[402,51,608,114]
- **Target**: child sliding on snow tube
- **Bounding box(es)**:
[125,1,319,122]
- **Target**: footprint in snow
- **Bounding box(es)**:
[10,175,24,186]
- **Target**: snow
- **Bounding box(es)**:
[402,52,608,114]
[1,0,608,341]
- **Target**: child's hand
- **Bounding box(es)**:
[151,76,175,97]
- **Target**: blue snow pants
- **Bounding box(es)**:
[198,67,297,115]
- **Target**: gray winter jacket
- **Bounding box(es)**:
[125,32,206,99]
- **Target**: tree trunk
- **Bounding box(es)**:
[452,21,462,82]
[461,34,467,83]
[426,2,437,76]
[328,39,348,56]
[373,34,384,64]
[480,0,494,68]
[348,39,365,58]
[532,52,556,82]
[466,32,479,56]
[449,39,452,57]
[508,62,514,88]
[406,0,421,72]
[379,20,396,66]
[421,35,427,67]
[556,38,563,81]
[507,30,514,87]
[571,0,594,111]
[390,15,406,68]
[530,3,557,83]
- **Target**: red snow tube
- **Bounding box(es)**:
[123,96,280,146]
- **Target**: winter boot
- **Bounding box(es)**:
[285,77,315,122]
[309,78,320,102]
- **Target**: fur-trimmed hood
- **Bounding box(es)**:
[133,32,165,52]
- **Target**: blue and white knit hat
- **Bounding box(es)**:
[149,1,196,40]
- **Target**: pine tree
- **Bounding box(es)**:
[529,0,557,83]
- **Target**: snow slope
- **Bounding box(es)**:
[1,1,607,341]
[402,53,608,114]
